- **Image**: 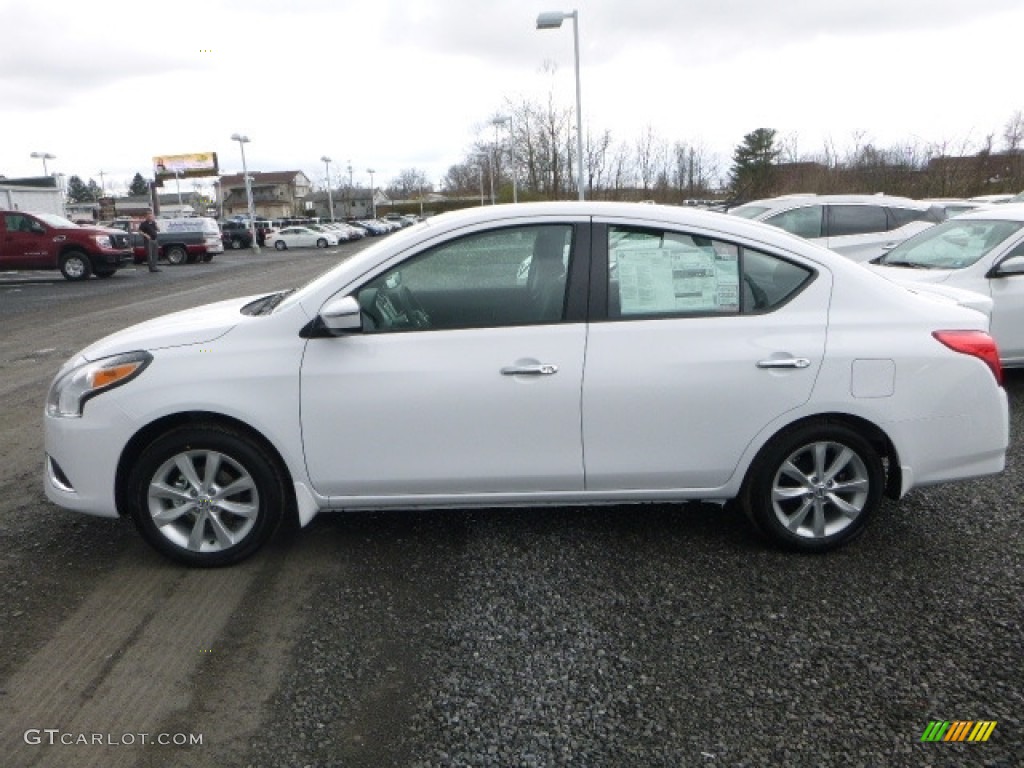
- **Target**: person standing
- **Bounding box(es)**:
[139,211,161,272]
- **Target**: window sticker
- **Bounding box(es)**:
[614,245,739,315]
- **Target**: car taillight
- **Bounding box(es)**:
[933,330,1003,386]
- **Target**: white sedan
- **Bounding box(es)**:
[265,226,338,250]
[866,204,1024,367]
[43,202,1009,566]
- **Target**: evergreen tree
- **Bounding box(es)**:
[66,175,90,203]
[86,179,102,201]
[128,173,150,196]
[729,128,780,200]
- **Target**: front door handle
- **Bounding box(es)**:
[756,358,811,369]
[501,364,559,376]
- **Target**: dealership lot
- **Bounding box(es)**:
[0,241,1020,766]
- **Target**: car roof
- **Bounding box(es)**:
[736,194,929,213]
[944,203,1024,222]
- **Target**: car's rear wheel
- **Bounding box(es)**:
[166,245,187,265]
[316,238,328,248]
[741,421,883,552]
[59,251,92,281]
[127,424,286,567]
[230,238,242,250]
[275,240,287,250]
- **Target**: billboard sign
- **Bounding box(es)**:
[152,152,219,185]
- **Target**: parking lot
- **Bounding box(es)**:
[0,242,1020,767]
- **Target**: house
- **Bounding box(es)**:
[220,171,312,220]
[308,187,390,220]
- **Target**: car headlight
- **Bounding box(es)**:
[46,351,152,418]
[93,234,112,249]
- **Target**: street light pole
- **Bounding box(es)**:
[536,9,585,201]
[367,168,376,218]
[231,133,259,252]
[492,115,515,203]
[321,156,335,221]
[30,151,56,176]
[347,161,353,218]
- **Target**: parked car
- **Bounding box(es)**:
[729,194,942,262]
[353,219,391,235]
[0,210,133,280]
[221,220,255,249]
[920,198,989,220]
[265,226,338,250]
[866,204,1024,367]
[132,217,224,265]
[43,202,1008,566]
[322,222,364,241]
[967,194,1016,205]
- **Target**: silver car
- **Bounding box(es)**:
[730,194,941,262]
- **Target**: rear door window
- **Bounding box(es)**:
[764,205,823,238]
[827,205,887,237]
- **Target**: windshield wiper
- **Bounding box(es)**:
[878,259,928,269]
[241,289,295,316]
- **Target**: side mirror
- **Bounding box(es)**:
[988,253,1024,278]
[319,295,363,333]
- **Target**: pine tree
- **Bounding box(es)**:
[129,173,150,197]
[66,175,90,203]
[729,128,780,200]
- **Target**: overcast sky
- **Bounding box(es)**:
[2,0,1023,196]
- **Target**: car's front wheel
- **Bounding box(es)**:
[741,421,883,552]
[59,251,92,281]
[316,238,328,248]
[274,240,287,250]
[127,424,287,566]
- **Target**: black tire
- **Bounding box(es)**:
[740,421,883,552]
[94,267,117,278]
[230,238,242,250]
[275,240,287,250]
[59,251,92,281]
[316,238,328,248]
[165,245,188,265]
[126,424,287,567]
[202,253,214,263]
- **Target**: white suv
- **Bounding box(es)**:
[730,194,942,262]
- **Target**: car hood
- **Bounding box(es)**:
[78,295,259,361]
[864,264,993,317]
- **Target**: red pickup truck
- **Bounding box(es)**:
[0,210,133,280]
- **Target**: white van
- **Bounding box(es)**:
[142,217,225,265]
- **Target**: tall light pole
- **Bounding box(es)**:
[492,114,516,203]
[321,156,335,221]
[30,152,56,176]
[347,161,353,218]
[536,10,584,201]
[367,168,376,218]
[230,133,259,252]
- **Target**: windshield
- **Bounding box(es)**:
[729,205,771,219]
[878,218,1024,269]
[34,212,79,228]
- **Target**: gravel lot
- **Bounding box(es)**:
[0,246,1020,768]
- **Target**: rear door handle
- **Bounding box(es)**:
[501,364,559,376]
[756,358,810,369]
